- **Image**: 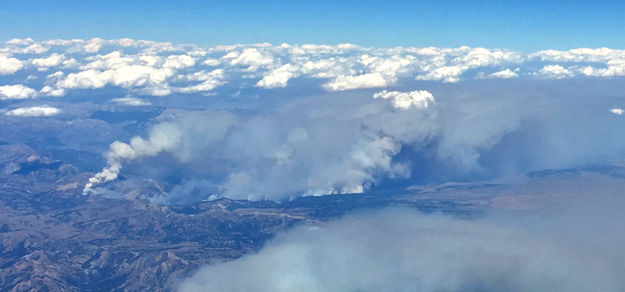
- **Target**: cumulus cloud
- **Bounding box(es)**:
[163,55,196,69]
[372,90,434,109]
[5,38,34,46]
[202,58,220,66]
[175,69,225,93]
[0,54,24,75]
[610,108,623,115]
[31,53,66,69]
[0,84,37,100]
[109,97,151,106]
[534,47,621,63]
[487,68,519,79]
[180,190,625,292]
[223,48,274,70]
[54,65,174,92]
[5,106,60,117]
[537,65,574,79]
[35,50,180,96]
[323,73,395,91]
[256,64,299,88]
[73,38,104,53]
[416,65,466,83]
[414,47,523,83]
[39,85,66,97]
[2,38,625,98]
[37,49,220,96]
[4,41,49,54]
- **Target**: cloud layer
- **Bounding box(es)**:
[2,38,625,99]
[0,84,37,100]
[4,106,60,117]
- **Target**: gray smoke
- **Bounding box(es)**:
[85,89,439,199]
[87,79,625,201]
[178,176,625,292]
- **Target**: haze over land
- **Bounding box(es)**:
[1,37,625,291]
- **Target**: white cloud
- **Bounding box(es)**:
[413,47,522,83]
[80,38,104,53]
[163,55,196,69]
[256,64,299,88]
[176,69,225,93]
[138,55,161,66]
[364,55,414,77]
[534,47,620,63]
[223,48,275,70]
[0,84,37,100]
[55,66,174,90]
[323,73,395,91]
[610,108,623,115]
[373,90,435,109]
[55,69,115,89]
[488,68,519,79]
[300,59,349,78]
[42,39,80,46]
[80,51,134,70]
[4,38,625,100]
[6,38,34,46]
[0,55,24,75]
[22,43,49,54]
[40,85,66,97]
[109,97,151,106]
[458,47,522,67]
[416,65,466,83]
[537,65,574,79]
[4,39,49,54]
[116,38,137,47]
[5,106,60,117]
[202,58,220,66]
[32,53,65,69]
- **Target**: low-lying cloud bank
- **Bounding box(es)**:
[179,186,625,292]
[4,106,60,117]
[0,84,37,100]
[3,38,625,98]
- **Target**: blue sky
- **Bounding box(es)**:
[1,0,625,51]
